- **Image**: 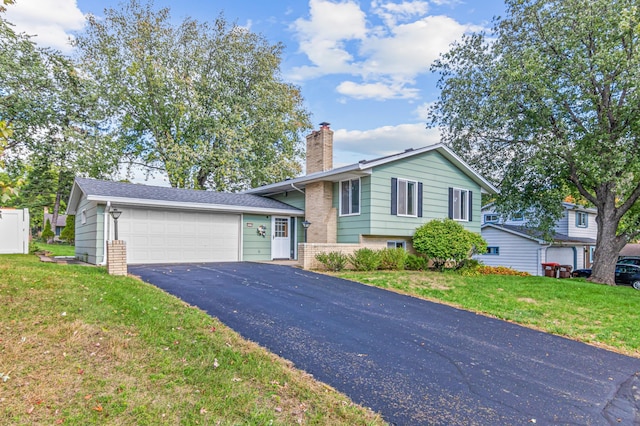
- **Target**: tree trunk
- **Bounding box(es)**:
[589,202,626,285]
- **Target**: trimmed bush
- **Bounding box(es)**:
[405,254,429,271]
[59,215,75,243]
[349,248,381,271]
[378,247,407,270]
[41,219,55,242]
[412,218,487,271]
[315,251,348,271]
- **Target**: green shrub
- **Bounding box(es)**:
[349,248,381,271]
[405,254,429,271]
[315,251,348,271]
[412,218,487,271]
[457,258,482,276]
[59,215,75,243]
[378,247,407,270]
[41,219,55,242]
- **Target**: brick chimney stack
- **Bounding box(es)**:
[303,122,337,244]
[306,122,333,174]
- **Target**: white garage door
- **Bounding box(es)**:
[546,247,574,267]
[118,208,241,264]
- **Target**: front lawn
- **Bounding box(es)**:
[33,242,75,257]
[333,270,640,357]
[0,255,384,425]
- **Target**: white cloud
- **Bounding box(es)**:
[332,122,441,165]
[4,0,86,53]
[361,15,476,80]
[336,80,419,100]
[291,0,485,101]
[371,0,430,27]
[291,0,367,77]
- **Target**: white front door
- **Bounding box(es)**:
[272,217,291,259]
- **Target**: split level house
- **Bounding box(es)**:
[66,123,497,268]
[479,202,598,276]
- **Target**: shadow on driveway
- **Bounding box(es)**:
[130,262,640,425]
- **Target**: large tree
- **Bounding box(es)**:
[74,0,311,191]
[429,0,640,285]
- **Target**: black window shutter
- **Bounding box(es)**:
[418,182,423,217]
[391,178,398,215]
[448,187,453,219]
[468,191,473,221]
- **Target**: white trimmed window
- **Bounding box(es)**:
[576,212,588,228]
[397,179,418,217]
[387,240,406,249]
[340,178,360,216]
[450,188,470,221]
[484,214,499,223]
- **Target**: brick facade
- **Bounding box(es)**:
[304,181,337,244]
[107,240,127,276]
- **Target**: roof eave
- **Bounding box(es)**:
[84,195,304,216]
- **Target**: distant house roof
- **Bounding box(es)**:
[481,202,597,215]
[244,143,499,196]
[620,244,640,258]
[44,213,67,227]
[482,223,596,245]
[66,178,304,216]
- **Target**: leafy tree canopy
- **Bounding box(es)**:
[74,0,311,191]
[429,0,640,284]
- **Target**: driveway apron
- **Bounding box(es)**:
[129,262,640,425]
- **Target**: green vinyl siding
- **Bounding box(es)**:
[74,199,105,264]
[269,191,306,210]
[242,214,272,261]
[368,150,482,236]
[335,177,372,243]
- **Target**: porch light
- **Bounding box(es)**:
[109,208,122,240]
[302,220,311,243]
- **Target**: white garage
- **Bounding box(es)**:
[67,177,304,266]
[118,207,241,264]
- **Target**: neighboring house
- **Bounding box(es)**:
[43,209,68,238]
[67,123,497,267]
[479,203,598,276]
[0,208,30,254]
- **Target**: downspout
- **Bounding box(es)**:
[572,247,577,271]
[538,240,553,276]
[100,201,111,266]
[290,183,305,194]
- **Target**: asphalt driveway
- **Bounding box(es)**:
[129,262,640,425]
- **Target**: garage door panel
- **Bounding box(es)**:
[118,208,240,264]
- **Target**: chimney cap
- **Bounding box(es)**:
[319,121,331,128]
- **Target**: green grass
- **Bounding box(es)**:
[333,270,640,357]
[0,255,385,425]
[33,242,75,257]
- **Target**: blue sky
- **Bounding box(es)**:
[4,0,505,175]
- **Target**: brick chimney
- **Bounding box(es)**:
[304,122,337,244]
[306,122,333,174]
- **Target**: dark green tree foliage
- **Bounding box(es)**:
[41,218,54,242]
[60,214,75,243]
[430,0,640,284]
[75,0,311,191]
[413,219,487,271]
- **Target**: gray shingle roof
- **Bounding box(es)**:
[486,223,596,245]
[74,177,302,212]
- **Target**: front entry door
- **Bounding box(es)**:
[272,217,291,259]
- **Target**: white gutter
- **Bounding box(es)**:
[100,201,110,266]
[85,195,304,216]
